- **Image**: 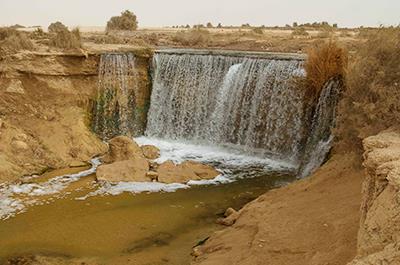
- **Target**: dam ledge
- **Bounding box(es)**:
[22,47,306,60]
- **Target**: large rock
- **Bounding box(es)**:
[157,160,219,184]
[141,145,160,160]
[96,157,149,183]
[102,136,143,164]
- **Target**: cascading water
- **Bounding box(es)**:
[92,53,138,140]
[299,77,342,177]
[146,53,307,164]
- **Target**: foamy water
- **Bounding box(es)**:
[0,138,297,220]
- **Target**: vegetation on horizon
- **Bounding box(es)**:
[0,27,33,55]
[336,27,400,150]
[48,22,82,49]
[106,10,138,31]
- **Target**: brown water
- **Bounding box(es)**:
[0,168,294,265]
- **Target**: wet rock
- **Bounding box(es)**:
[181,161,220,180]
[141,145,160,160]
[96,157,149,183]
[5,79,25,94]
[102,136,143,164]
[157,160,219,184]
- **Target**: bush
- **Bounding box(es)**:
[304,40,348,102]
[335,27,400,151]
[49,27,82,49]
[292,27,309,37]
[172,29,210,47]
[48,21,68,33]
[0,27,34,54]
[106,10,138,31]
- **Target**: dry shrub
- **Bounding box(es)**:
[107,10,138,31]
[292,27,309,37]
[49,27,82,49]
[0,27,34,54]
[304,40,348,102]
[335,27,400,152]
[252,27,264,34]
[172,29,210,47]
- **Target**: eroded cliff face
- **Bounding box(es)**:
[0,52,106,182]
[0,50,151,183]
[348,129,400,264]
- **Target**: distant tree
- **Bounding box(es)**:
[285,24,291,28]
[333,23,338,28]
[48,21,68,33]
[206,22,213,28]
[185,24,191,28]
[241,23,251,28]
[293,22,298,27]
[106,10,138,31]
[217,23,222,28]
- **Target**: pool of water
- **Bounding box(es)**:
[0,138,297,264]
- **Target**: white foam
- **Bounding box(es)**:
[135,136,296,170]
[0,158,100,220]
[81,182,190,198]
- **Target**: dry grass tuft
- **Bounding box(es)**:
[0,27,34,54]
[49,27,82,49]
[292,27,309,37]
[305,40,348,101]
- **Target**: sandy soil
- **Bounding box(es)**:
[192,153,364,265]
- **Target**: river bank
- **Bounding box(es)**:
[191,153,364,265]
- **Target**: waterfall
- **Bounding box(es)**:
[299,78,342,177]
[146,53,308,164]
[92,53,138,140]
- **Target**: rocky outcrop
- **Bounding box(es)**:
[96,158,150,183]
[97,136,219,184]
[347,129,400,264]
[101,136,143,163]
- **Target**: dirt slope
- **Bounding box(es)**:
[192,153,364,265]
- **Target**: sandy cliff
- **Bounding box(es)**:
[348,129,400,264]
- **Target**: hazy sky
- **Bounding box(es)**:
[0,0,399,28]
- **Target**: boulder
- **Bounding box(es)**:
[157,160,220,184]
[96,157,149,183]
[102,136,143,164]
[141,145,160,160]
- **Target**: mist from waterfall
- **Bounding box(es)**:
[146,53,307,164]
[92,53,138,140]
